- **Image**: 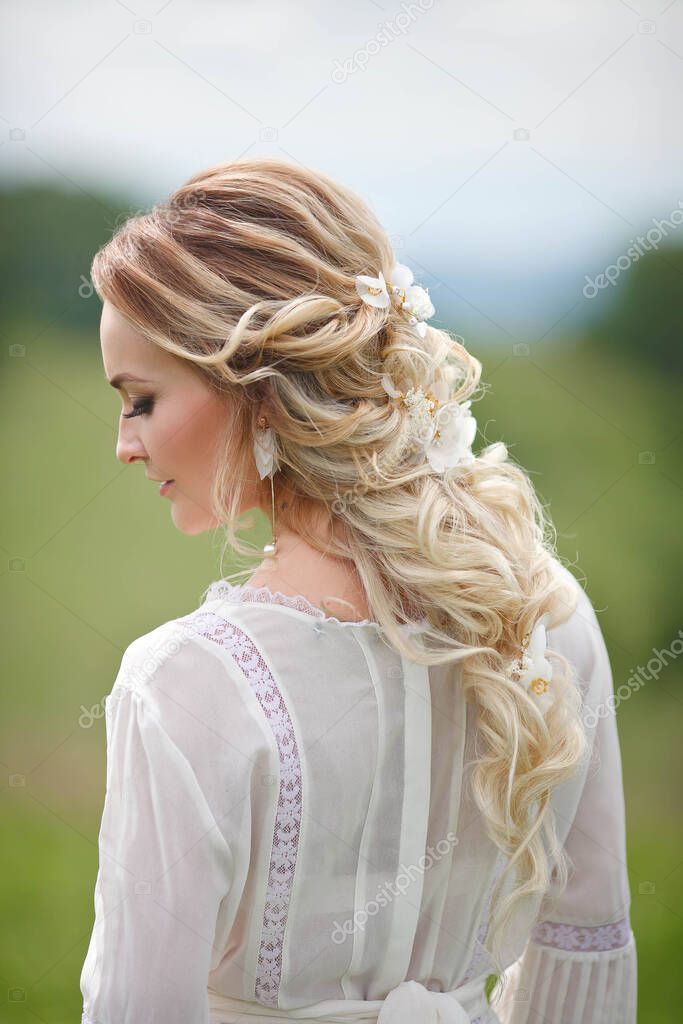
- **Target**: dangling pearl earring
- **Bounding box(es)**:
[253,414,278,557]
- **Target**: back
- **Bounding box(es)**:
[79,569,635,1024]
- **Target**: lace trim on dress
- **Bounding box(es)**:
[530,915,632,952]
[202,580,431,636]
[201,580,382,629]
[179,608,302,1009]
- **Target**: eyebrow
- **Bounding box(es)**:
[108,373,154,390]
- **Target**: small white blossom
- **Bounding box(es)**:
[381,374,477,472]
[356,261,435,337]
[515,613,554,714]
[355,270,390,308]
[389,263,414,291]
[427,399,477,472]
[404,387,438,446]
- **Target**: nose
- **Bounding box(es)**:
[116,419,147,465]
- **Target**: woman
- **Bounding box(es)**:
[80,158,636,1023]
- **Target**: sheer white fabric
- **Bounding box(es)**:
[80,566,636,1023]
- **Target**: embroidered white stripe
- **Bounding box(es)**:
[530,915,632,952]
[180,609,302,1008]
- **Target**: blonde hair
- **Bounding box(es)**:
[91,156,587,969]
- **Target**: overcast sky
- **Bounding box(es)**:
[2,0,682,341]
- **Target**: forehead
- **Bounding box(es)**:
[100,300,176,381]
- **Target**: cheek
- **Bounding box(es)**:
[158,392,230,479]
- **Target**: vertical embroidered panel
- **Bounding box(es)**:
[179,609,302,1008]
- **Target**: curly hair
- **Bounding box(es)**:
[91,156,587,967]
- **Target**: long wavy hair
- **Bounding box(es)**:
[91,157,587,969]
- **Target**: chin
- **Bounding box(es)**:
[170,500,219,536]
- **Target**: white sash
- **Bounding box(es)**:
[208,975,492,1023]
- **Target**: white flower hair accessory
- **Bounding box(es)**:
[508,612,554,714]
[381,374,477,473]
[355,262,435,338]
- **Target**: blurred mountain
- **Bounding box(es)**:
[0,186,132,336]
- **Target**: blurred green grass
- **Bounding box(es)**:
[1,320,680,1022]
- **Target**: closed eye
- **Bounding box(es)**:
[122,397,154,419]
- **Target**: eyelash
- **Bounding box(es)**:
[122,397,154,419]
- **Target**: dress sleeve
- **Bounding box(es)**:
[493,580,637,1023]
[79,630,235,1024]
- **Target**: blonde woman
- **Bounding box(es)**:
[80,158,636,1023]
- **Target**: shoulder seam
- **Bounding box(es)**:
[115,618,210,693]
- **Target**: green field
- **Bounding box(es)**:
[1,319,680,1022]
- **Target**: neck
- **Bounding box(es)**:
[247,517,371,623]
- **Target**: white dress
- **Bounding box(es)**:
[79,565,637,1023]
